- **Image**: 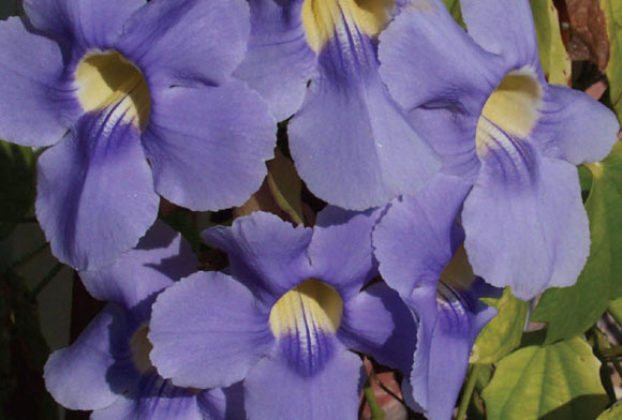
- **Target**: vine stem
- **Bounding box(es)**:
[364,383,385,420]
[457,364,482,419]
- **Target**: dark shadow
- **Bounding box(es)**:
[539,394,609,420]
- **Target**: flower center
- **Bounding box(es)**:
[475,69,543,158]
[130,325,154,373]
[269,279,343,338]
[74,50,151,130]
[301,0,394,51]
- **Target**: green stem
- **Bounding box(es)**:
[457,364,482,420]
[30,263,64,300]
[6,242,49,272]
[364,382,385,420]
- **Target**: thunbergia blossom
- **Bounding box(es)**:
[373,175,500,420]
[148,210,416,419]
[235,0,440,210]
[0,0,276,270]
[378,0,620,299]
[45,222,246,419]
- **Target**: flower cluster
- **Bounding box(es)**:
[1,0,618,419]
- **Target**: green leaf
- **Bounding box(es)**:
[471,288,529,364]
[482,337,608,420]
[532,142,622,342]
[530,0,571,85]
[601,0,622,120]
[607,296,622,325]
[0,140,36,239]
[266,150,305,225]
[441,0,464,26]
[596,400,622,419]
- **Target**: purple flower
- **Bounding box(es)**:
[148,210,416,419]
[45,221,245,419]
[378,0,619,299]
[373,175,500,420]
[0,0,276,270]
[235,0,440,210]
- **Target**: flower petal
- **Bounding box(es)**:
[289,34,440,210]
[378,1,502,175]
[116,0,249,88]
[533,84,619,164]
[91,372,202,420]
[379,0,499,112]
[35,110,159,270]
[460,0,540,69]
[143,81,275,211]
[463,148,590,299]
[307,207,380,299]
[234,0,317,121]
[79,221,196,314]
[407,278,498,420]
[149,271,274,389]
[244,347,363,420]
[44,304,135,411]
[0,18,79,147]
[23,0,143,58]
[339,282,416,375]
[202,212,313,304]
[373,174,472,297]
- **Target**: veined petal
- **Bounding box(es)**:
[116,0,249,88]
[143,81,275,211]
[289,32,440,210]
[378,0,503,174]
[460,0,540,70]
[532,84,619,164]
[79,221,196,314]
[269,279,343,377]
[244,346,362,420]
[463,149,590,299]
[23,0,143,59]
[0,18,80,147]
[339,282,416,375]
[235,0,317,121]
[149,271,274,389]
[202,212,313,304]
[91,372,202,420]
[35,110,159,270]
[408,278,498,420]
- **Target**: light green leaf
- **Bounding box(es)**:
[482,337,608,420]
[266,150,304,225]
[0,140,36,239]
[441,0,463,26]
[532,142,622,342]
[596,400,622,419]
[530,0,571,85]
[601,0,622,120]
[471,288,529,364]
